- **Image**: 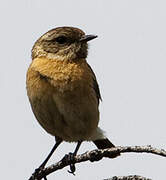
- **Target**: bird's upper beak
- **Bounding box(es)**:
[79,35,98,42]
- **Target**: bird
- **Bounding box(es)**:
[26,26,120,175]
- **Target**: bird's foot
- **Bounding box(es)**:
[62,152,76,175]
[30,165,47,180]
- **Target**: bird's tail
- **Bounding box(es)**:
[93,138,115,149]
[90,127,120,158]
[93,138,120,158]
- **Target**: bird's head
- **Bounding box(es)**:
[32,27,97,61]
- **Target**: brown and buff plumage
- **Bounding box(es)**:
[26,27,120,174]
[27,57,99,142]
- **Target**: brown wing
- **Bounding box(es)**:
[87,63,102,104]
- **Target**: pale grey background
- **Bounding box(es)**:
[1,0,166,179]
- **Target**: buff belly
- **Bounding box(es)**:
[28,88,99,142]
[27,70,99,142]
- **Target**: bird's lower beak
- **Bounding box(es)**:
[79,35,98,42]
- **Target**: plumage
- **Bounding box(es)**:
[26,27,120,174]
[27,57,99,141]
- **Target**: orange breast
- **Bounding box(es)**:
[27,57,94,94]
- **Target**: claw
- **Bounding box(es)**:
[62,152,76,175]
[31,166,47,180]
[68,163,76,175]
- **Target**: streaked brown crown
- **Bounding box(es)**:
[31,27,88,61]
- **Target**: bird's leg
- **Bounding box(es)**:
[65,141,82,175]
[40,138,62,169]
[33,137,62,179]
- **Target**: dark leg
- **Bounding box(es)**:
[67,141,82,175]
[73,141,82,156]
[33,137,62,180]
[39,137,62,168]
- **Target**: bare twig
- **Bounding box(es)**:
[28,145,166,180]
[104,175,152,180]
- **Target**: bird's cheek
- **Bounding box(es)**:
[42,43,59,54]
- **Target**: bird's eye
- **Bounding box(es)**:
[55,36,67,44]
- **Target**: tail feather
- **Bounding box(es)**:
[93,138,115,149]
[93,138,120,158]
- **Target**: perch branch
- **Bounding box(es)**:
[28,145,166,180]
[104,175,152,180]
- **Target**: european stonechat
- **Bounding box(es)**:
[26,26,120,174]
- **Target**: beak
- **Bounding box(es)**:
[79,34,98,42]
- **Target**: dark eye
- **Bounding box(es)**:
[55,36,67,44]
